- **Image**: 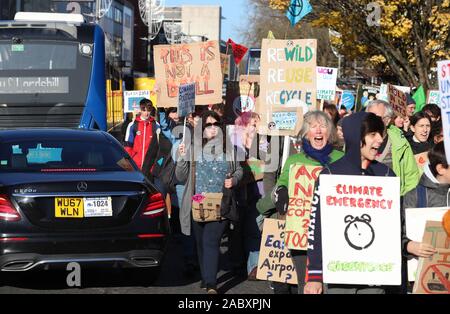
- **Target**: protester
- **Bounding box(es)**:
[176,110,243,294]
[403,142,450,208]
[430,121,444,145]
[366,100,420,196]
[228,112,265,280]
[422,103,441,122]
[304,112,424,294]
[407,111,432,155]
[124,98,159,180]
[273,110,344,293]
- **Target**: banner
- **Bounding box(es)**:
[257,218,298,284]
[123,90,151,113]
[405,208,448,282]
[286,164,322,250]
[316,67,337,101]
[437,60,450,164]
[153,40,223,108]
[259,39,316,135]
[178,83,196,117]
[320,174,402,285]
[388,84,408,118]
[413,221,450,294]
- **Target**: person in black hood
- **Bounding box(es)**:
[304,112,420,294]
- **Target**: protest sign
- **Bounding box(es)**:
[123,90,151,113]
[320,174,402,285]
[413,221,450,294]
[221,53,230,78]
[437,60,450,164]
[239,75,260,113]
[178,83,195,117]
[388,84,408,118]
[259,39,316,135]
[414,152,429,170]
[153,40,222,107]
[340,90,356,111]
[427,90,440,105]
[316,67,337,101]
[378,84,389,102]
[285,164,322,250]
[134,77,158,107]
[268,106,303,136]
[257,218,298,284]
[405,208,448,282]
[356,85,380,111]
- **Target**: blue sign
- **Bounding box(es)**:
[341,91,356,111]
[178,83,196,117]
[286,0,313,27]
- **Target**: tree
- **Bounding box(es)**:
[268,0,450,90]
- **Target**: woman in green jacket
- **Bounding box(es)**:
[272,110,344,294]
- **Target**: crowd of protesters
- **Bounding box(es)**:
[121,93,447,294]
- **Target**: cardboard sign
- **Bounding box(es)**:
[178,83,195,117]
[437,60,450,164]
[257,218,298,284]
[259,39,316,135]
[267,106,303,136]
[123,90,151,113]
[153,40,223,108]
[427,90,440,105]
[405,208,448,282]
[316,67,337,101]
[286,164,322,250]
[388,84,408,118]
[224,75,260,123]
[414,152,429,170]
[413,221,450,294]
[320,174,402,285]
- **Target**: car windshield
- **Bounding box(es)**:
[0,140,136,172]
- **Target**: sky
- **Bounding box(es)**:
[165,0,247,42]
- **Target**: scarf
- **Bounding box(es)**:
[302,138,333,166]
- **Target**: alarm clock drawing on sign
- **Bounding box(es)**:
[344,214,375,250]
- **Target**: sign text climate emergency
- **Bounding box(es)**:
[325,184,394,210]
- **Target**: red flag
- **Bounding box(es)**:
[227,38,248,65]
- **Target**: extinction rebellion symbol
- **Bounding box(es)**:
[288,0,304,17]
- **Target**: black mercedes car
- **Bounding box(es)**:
[0,129,169,276]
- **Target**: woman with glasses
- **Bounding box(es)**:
[176,110,243,294]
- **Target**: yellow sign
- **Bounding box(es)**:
[55,198,84,218]
[134,77,158,108]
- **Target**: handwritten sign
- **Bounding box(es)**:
[320,174,402,285]
[286,164,322,250]
[178,83,195,117]
[413,221,450,294]
[437,60,450,164]
[259,39,316,135]
[153,40,223,108]
[257,218,298,284]
[405,208,448,282]
[124,90,151,113]
[316,67,337,101]
[388,84,408,118]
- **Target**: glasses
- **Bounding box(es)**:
[205,122,221,128]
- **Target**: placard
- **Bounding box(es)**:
[267,106,303,136]
[427,90,439,105]
[257,218,298,284]
[178,83,195,117]
[437,60,450,164]
[259,39,316,135]
[316,67,337,101]
[320,174,402,285]
[123,90,151,113]
[153,40,223,107]
[388,84,408,118]
[285,164,322,250]
[405,208,448,282]
[414,152,429,170]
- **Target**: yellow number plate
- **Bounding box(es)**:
[55,198,84,218]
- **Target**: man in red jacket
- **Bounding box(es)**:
[124,98,159,180]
